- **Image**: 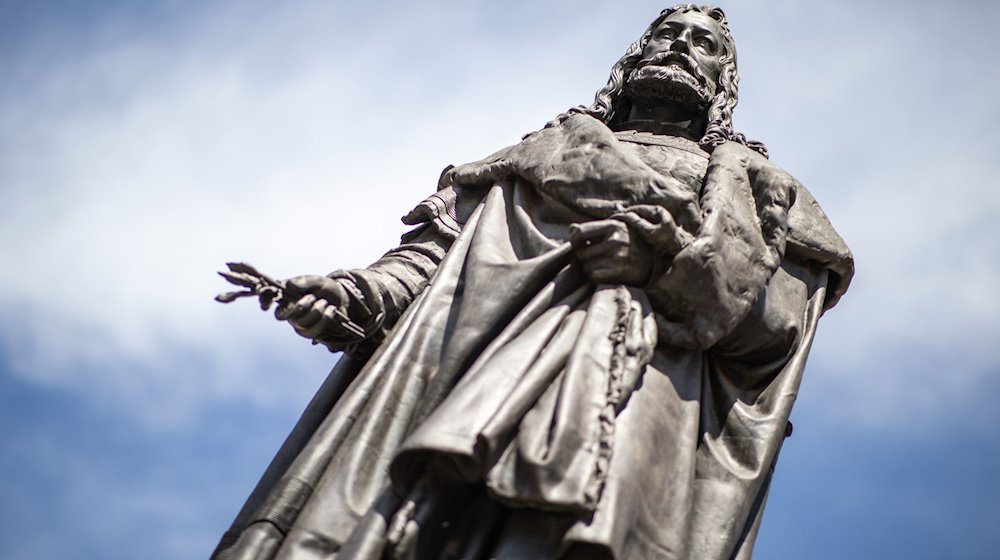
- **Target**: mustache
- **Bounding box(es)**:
[634,52,708,87]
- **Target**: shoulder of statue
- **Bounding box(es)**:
[784,184,854,309]
[710,141,854,309]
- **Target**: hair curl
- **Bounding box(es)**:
[550,4,767,157]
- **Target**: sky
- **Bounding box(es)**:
[1,0,998,558]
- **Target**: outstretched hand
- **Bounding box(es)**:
[276,275,362,342]
[216,263,369,347]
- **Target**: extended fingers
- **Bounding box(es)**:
[614,205,691,255]
[624,204,673,224]
[613,212,659,242]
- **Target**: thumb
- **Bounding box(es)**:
[284,275,327,298]
[313,279,348,307]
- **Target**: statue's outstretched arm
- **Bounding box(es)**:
[217,225,451,357]
[318,227,450,356]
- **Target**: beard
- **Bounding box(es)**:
[625,52,716,114]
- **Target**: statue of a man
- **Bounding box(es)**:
[214,5,853,559]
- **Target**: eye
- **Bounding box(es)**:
[694,36,715,51]
[658,29,677,40]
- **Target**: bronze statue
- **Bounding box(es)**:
[213,5,853,559]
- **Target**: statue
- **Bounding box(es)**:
[212,5,853,559]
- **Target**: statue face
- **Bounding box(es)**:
[626,10,727,112]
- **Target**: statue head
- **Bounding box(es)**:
[563,5,766,156]
[625,8,727,115]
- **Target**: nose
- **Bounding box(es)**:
[669,29,692,54]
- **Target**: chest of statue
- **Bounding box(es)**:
[614,130,709,195]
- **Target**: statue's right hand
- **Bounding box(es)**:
[275,275,352,342]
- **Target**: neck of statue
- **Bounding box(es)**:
[621,104,707,139]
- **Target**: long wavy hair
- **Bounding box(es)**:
[551,4,767,157]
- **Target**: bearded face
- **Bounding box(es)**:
[625,10,726,115]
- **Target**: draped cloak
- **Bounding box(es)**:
[212,115,854,560]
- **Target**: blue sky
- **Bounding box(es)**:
[1,0,998,558]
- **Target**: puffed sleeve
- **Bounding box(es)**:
[318,224,451,358]
[315,184,488,357]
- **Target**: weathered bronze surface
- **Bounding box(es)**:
[214,5,853,559]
